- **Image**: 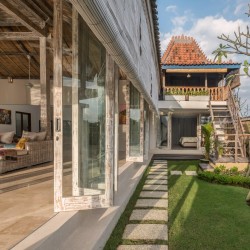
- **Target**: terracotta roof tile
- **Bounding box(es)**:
[161,35,238,65]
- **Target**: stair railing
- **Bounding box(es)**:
[227,85,245,160]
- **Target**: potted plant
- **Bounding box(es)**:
[201,122,214,161]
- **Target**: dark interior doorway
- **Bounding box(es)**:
[172,116,197,147]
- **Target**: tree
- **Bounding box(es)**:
[212,44,228,63]
[201,122,214,160]
[213,4,250,75]
[213,3,250,205]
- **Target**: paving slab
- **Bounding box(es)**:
[123,224,168,240]
[147,175,168,180]
[143,184,168,191]
[135,198,168,208]
[145,179,168,185]
[148,172,167,176]
[140,191,168,199]
[150,167,168,170]
[170,171,182,175]
[130,209,168,221]
[149,169,167,173]
[185,171,198,176]
[118,245,168,250]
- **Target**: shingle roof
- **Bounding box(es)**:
[161,35,239,66]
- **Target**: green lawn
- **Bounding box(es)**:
[167,160,199,172]
[169,160,250,250]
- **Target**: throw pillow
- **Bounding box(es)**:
[22,131,37,141]
[16,137,28,150]
[36,131,47,141]
[0,131,15,144]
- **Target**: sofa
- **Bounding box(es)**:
[0,131,53,174]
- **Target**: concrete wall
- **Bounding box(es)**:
[0,104,40,133]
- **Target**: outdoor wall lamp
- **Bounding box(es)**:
[8,76,13,83]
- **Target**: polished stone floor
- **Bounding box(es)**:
[0,163,56,250]
[0,152,128,249]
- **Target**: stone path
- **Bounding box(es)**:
[118,160,168,249]
[170,170,198,176]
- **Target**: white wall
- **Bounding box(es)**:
[0,79,32,105]
[0,104,40,133]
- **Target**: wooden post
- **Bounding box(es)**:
[40,37,51,138]
[105,53,115,206]
[168,112,172,149]
[162,71,166,87]
[205,73,207,89]
[114,64,119,192]
[197,114,201,150]
[53,0,63,212]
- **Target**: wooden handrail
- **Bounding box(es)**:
[164,86,226,101]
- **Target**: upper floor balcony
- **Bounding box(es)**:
[158,86,229,111]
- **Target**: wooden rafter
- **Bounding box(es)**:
[0,0,47,37]
[0,32,40,40]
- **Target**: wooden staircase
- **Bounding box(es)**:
[209,85,246,161]
[210,102,244,158]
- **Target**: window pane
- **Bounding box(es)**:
[62,7,106,196]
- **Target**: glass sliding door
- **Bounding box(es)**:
[53,1,113,211]
[128,84,143,161]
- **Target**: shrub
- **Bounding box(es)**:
[198,171,250,188]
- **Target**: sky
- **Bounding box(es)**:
[157,0,250,116]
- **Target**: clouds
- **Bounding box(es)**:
[160,15,247,61]
[165,5,177,13]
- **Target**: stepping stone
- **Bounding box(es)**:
[143,184,168,191]
[150,169,167,173]
[135,198,168,208]
[150,166,168,170]
[130,209,168,221]
[148,172,167,176]
[123,224,168,240]
[118,245,168,250]
[140,191,168,199]
[170,171,182,175]
[147,174,168,180]
[185,171,198,176]
[145,179,168,185]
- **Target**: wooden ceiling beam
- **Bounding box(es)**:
[0,52,38,56]
[0,21,22,26]
[0,0,46,36]
[0,32,40,40]
[18,0,46,29]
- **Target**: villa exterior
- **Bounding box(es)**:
[159,35,248,162]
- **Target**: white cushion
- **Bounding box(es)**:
[22,131,37,141]
[36,131,47,141]
[0,131,15,144]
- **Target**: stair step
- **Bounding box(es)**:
[214,116,231,118]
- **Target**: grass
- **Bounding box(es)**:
[167,160,199,172]
[169,160,250,250]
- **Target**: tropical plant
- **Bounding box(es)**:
[201,122,214,160]
[212,43,228,63]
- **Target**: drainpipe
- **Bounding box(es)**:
[69,0,159,114]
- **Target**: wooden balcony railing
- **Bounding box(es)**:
[164,86,229,101]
